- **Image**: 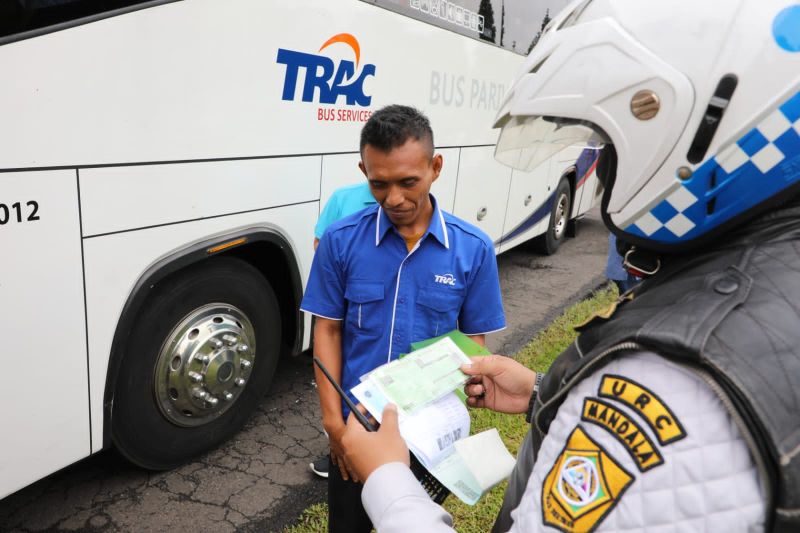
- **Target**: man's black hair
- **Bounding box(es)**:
[360,105,434,158]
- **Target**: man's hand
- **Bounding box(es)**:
[313,318,359,480]
[341,404,409,482]
[461,355,537,414]
[326,421,359,482]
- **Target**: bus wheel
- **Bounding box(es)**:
[540,178,572,255]
[112,257,281,470]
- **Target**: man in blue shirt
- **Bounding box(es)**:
[300,105,506,533]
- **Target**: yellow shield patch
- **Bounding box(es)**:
[542,426,634,533]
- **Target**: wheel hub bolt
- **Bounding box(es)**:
[238,344,249,353]
[211,339,223,349]
[223,392,234,401]
[193,388,208,399]
[223,334,237,346]
[188,371,203,383]
[235,377,246,387]
[200,354,210,364]
[206,396,219,406]
[240,359,252,369]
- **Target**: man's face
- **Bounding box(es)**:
[359,138,443,228]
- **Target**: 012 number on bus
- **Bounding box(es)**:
[0,201,40,225]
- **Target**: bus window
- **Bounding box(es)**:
[360,0,573,55]
[0,0,161,40]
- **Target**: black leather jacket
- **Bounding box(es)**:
[495,202,800,533]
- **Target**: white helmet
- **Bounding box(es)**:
[494,0,800,252]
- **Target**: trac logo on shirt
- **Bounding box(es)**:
[276,33,376,109]
[434,273,456,286]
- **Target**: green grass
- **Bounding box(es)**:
[281,285,618,533]
[282,504,328,533]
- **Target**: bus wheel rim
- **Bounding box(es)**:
[153,303,256,428]
[554,193,569,239]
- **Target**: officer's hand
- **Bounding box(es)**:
[462,355,537,414]
[342,404,409,482]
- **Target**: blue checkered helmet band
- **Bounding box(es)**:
[625,90,800,244]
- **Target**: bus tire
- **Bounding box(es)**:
[111,256,281,470]
[540,178,572,255]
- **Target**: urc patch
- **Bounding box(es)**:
[581,397,664,472]
[541,426,634,533]
[598,374,687,445]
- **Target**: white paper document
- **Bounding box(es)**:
[427,428,515,505]
[352,343,516,505]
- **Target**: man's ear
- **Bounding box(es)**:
[431,153,443,182]
[358,160,368,178]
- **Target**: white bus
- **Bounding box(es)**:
[0,0,597,498]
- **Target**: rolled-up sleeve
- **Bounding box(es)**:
[362,462,455,533]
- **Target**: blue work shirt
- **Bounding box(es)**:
[301,196,506,418]
[314,182,377,239]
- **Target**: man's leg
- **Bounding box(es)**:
[328,455,372,533]
[310,428,330,479]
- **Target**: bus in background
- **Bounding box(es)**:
[0,0,594,498]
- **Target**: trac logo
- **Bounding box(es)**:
[276,33,376,107]
[434,273,456,286]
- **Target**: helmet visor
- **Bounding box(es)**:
[495,114,606,172]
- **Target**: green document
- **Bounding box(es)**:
[410,329,492,356]
[369,336,471,415]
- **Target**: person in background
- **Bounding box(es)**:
[605,233,639,293]
[313,182,377,251]
[300,104,506,533]
[309,182,378,479]
[339,1,799,531]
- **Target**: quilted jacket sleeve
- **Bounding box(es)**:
[361,462,455,532]
[507,351,767,533]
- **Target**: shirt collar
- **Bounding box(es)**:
[375,195,450,250]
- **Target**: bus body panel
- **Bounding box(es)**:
[319,154,364,213]
[0,0,519,170]
[0,170,91,498]
[79,157,321,237]
[430,148,460,214]
[498,162,557,253]
[558,146,602,219]
[452,146,513,242]
[83,199,317,452]
[577,166,602,218]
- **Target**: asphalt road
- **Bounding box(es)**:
[0,210,608,533]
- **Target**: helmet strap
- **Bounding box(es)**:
[622,246,661,277]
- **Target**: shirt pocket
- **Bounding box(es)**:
[345,280,385,337]
[413,286,463,340]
